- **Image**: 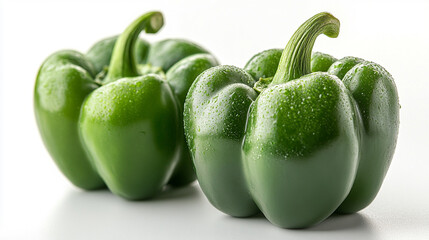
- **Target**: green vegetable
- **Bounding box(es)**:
[311,52,337,72]
[184,12,399,228]
[34,11,218,199]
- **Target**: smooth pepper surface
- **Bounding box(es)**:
[34,11,218,199]
[184,12,399,228]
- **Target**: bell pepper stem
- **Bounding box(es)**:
[271,12,340,85]
[104,11,164,84]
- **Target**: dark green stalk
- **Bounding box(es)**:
[104,11,164,84]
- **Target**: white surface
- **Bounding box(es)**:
[1,0,429,239]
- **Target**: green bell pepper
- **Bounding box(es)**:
[34,11,218,199]
[184,12,399,228]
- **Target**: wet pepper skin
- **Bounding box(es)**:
[184,12,399,228]
[34,12,218,199]
[245,44,399,216]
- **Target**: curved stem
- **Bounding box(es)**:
[271,12,340,85]
[104,11,164,84]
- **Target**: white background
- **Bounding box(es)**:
[1,0,428,239]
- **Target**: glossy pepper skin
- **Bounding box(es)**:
[184,12,399,228]
[34,12,218,199]
[245,40,398,216]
